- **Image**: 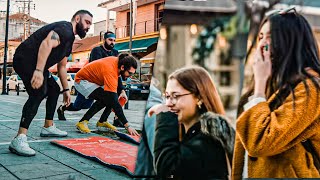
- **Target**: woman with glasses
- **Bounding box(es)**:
[149,66,235,179]
[234,8,320,179]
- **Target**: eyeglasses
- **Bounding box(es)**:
[164,92,192,104]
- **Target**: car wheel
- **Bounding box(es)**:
[71,86,77,95]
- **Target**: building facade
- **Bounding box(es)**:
[98,0,164,78]
[0,13,47,42]
[93,19,116,36]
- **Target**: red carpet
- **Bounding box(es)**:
[51,136,138,175]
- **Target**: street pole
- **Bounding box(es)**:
[237,0,246,102]
[129,0,133,54]
[27,0,31,37]
[2,0,10,95]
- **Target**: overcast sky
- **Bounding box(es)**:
[0,0,116,34]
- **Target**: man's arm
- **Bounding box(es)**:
[57,57,71,106]
[57,57,68,90]
[31,30,60,89]
[37,30,60,71]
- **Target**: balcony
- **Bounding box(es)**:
[115,17,162,38]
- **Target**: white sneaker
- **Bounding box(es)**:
[40,124,68,137]
[9,134,36,156]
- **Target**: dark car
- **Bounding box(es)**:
[125,79,150,100]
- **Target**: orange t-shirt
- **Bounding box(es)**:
[75,57,119,93]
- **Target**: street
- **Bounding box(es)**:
[0,91,146,180]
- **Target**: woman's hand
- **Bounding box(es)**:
[148,104,170,117]
[253,44,272,96]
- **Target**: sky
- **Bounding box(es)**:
[0,0,116,34]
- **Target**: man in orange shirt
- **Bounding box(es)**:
[74,53,139,136]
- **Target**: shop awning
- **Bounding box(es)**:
[115,37,159,53]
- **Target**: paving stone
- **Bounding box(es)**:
[0,144,11,154]
[32,172,92,180]
[83,168,132,180]
[53,156,106,171]
[38,148,93,161]
[0,152,56,166]
[6,162,77,180]
[0,167,19,180]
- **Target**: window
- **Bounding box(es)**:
[126,12,130,37]
[155,3,164,31]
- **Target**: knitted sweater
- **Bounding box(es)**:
[233,78,320,179]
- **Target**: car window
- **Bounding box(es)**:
[71,74,75,80]
[17,76,22,80]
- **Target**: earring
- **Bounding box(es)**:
[197,101,202,109]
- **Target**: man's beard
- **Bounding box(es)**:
[120,70,127,80]
[104,42,114,50]
[76,22,87,39]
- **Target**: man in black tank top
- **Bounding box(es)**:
[9,10,93,157]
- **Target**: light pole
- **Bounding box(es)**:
[2,0,10,95]
[129,0,133,54]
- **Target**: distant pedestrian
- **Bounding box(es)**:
[9,10,93,157]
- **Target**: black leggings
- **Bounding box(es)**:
[19,75,60,129]
[80,88,128,125]
[14,64,60,130]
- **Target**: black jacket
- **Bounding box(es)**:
[154,112,235,180]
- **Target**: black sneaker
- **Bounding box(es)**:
[113,118,125,127]
[57,105,66,121]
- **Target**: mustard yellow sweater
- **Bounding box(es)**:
[233,78,320,179]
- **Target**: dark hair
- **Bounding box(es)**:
[118,53,138,70]
[104,31,115,39]
[71,10,93,21]
[169,66,225,115]
[238,11,320,116]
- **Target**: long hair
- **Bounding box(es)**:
[238,12,320,115]
[168,66,225,115]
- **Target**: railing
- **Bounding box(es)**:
[115,17,162,38]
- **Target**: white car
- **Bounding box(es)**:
[53,73,77,95]
[7,75,26,92]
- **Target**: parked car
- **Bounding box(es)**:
[6,75,26,92]
[53,73,77,95]
[125,78,150,100]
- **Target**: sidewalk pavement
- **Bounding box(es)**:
[0,92,146,180]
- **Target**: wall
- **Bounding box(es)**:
[72,51,90,62]
[115,0,164,38]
